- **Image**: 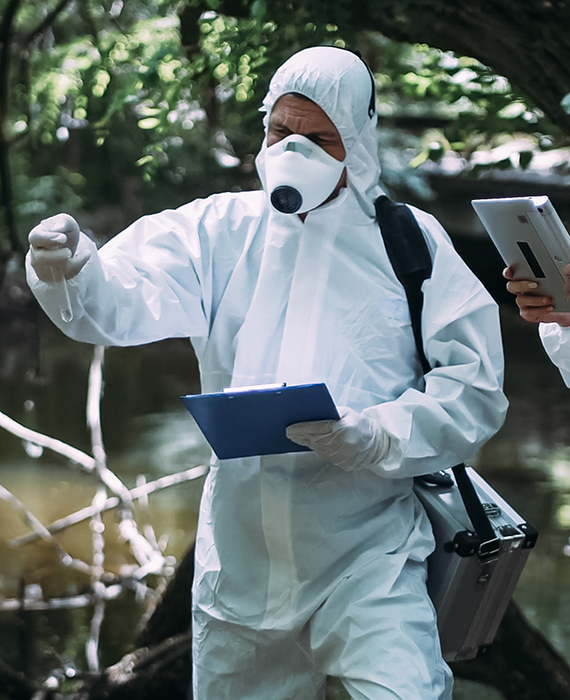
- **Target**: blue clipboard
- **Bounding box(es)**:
[181,383,340,460]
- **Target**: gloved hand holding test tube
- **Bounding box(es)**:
[28,214,91,323]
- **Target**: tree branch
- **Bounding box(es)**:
[0,585,123,612]
[0,408,96,471]
[0,0,24,261]
[0,484,92,575]
[8,465,208,547]
[22,0,74,48]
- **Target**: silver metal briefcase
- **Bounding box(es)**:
[414,465,538,662]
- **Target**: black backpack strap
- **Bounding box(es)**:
[375,196,501,554]
[374,195,432,375]
[451,464,500,557]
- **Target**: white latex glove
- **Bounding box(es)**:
[29,213,91,283]
[286,406,392,471]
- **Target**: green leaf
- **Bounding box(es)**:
[497,102,526,119]
[138,117,160,130]
[251,0,266,19]
[562,92,570,114]
[409,150,429,168]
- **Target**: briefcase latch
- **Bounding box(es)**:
[478,537,501,559]
[444,531,501,559]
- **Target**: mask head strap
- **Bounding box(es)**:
[342,47,376,119]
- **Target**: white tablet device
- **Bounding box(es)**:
[472,195,570,312]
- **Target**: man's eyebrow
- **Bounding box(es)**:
[268,118,291,131]
[305,129,338,140]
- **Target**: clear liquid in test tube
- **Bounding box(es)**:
[51,266,73,323]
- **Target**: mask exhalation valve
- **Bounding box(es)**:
[270,186,303,214]
[261,134,345,215]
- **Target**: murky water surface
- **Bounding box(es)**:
[2,305,570,698]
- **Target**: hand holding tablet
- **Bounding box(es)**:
[472,196,570,323]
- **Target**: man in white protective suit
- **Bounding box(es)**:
[26,46,508,700]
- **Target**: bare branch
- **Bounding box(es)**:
[1,340,207,684]
[86,345,167,579]
[0,585,123,612]
[0,484,92,575]
[87,487,108,673]
[117,517,166,579]
[88,345,106,467]
[0,409,96,471]
[87,346,132,502]
[9,464,208,547]
[137,474,159,549]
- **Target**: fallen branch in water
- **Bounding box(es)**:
[9,464,208,547]
[87,486,108,673]
[0,484,92,575]
[0,584,123,612]
[87,346,132,505]
[0,340,209,700]
[0,343,205,682]
[85,632,193,700]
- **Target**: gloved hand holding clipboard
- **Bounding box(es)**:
[182,383,340,460]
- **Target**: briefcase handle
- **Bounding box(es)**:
[417,464,501,558]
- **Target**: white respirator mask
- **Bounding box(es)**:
[262,134,345,215]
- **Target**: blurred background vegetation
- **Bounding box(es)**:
[2,0,569,282]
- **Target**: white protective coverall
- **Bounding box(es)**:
[27,47,508,700]
[540,322,570,387]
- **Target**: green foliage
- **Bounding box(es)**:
[365,37,568,181]
[5,0,353,248]
[3,0,569,253]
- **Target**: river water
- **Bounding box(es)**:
[1,284,570,698]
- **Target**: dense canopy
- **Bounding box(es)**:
[1,0,569,284]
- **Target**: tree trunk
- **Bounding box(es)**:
[0,0,25,273]
[84,633,192,700]
[450,598,570,700]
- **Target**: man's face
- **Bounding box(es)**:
[267,94,346,162]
